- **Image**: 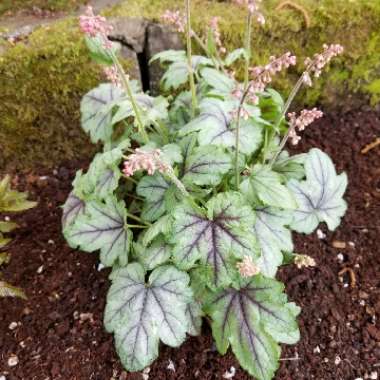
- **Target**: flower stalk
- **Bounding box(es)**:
[185,0,198,117]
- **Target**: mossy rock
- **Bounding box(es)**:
[0,17,134,172]
[1,0,380,172]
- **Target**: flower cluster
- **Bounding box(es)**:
[294,254,316,269]
[288,108,323,145]
[210,17,226,55]
[103,65,121,87]
[162,10,187,33]
[249,52,297,94]
[303,44,344,85]
[236,256,261,278]
[234,0,265,25]
[123,149,170,177]
[79,6,113,48]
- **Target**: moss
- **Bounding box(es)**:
[106,0,380,106]
[0,0,86,17]
[0,17,133,172]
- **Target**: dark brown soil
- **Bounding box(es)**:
[1,109,379,380]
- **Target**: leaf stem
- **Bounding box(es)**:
[127,224,149,229]
[126,212,151,226]
[185,0,198,117]
[110,51,149,144]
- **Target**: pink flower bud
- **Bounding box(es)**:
[236,256,260,278]
[305,44,344,78]
[123,149,170,177]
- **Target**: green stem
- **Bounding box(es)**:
[192,32,227,75]
[110,51,149,144]
[185,0,198,117]
[126,212,151,226]
[127,224,149,229]
[234,113,242,190]
[268,72,308,166]
[244,14,252,90]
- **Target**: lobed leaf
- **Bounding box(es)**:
[171,192,258,288]
[288,148,348,233]
[180,98,262,155]
[240,165,297,209]
[104,263,192,371]
[64,197,131,267]
[81,83,124,144]
[253,207,293,277]
[205,276,300,380]
[182,145,232,186]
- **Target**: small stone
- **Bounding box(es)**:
[142,367,150,380]
[337,253,344,262]
[316,229,326,239]
[323,358,329,363]
[355,378,364,380]
[332,240,346,249]
[9,321,18,330]
[334,356,341,365]
[4,216,10,222]
[48,239,55,245]
[313,346,321,354]
[370,372,378,380]
[8,355,19,367]
[19,340,27,348]
[223,367,236,379]
[348,241,355,247]
[359,291,369,300]
[37,265,44,274]
[97,263,105,271]
[0,375,6,380]
[167,360,175,372]
[79,313,94,323]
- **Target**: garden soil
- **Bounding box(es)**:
[0,108,379,380]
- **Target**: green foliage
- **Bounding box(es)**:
[0,175,36,299]
[61,4,350,379]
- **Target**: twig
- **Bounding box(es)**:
[361,137,380,154]
[276,1,311,28]
[338,267,356,288]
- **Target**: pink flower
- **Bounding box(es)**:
[249,52,297,94]
[162,10,187,33]
[123,149,170,177]
[287,108,323,145]
[236,256,260,278]
[305,44,344,79]
[231,107,251,121]
[79,6,113,48]
[234,0,265,25]
[210,17,226,54]
[103,65,121,87]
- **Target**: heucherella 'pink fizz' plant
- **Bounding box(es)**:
[62,2,347,379]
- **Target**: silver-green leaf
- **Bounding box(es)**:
[205,276,300,380]
[182,145,232,186]
[64,197,131,267]
[240,165,297,209]
[104,263,192,371]
[288,148,348,233]
[253,207,293,277]
[171,192,258,288]
[81,83,124,144]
